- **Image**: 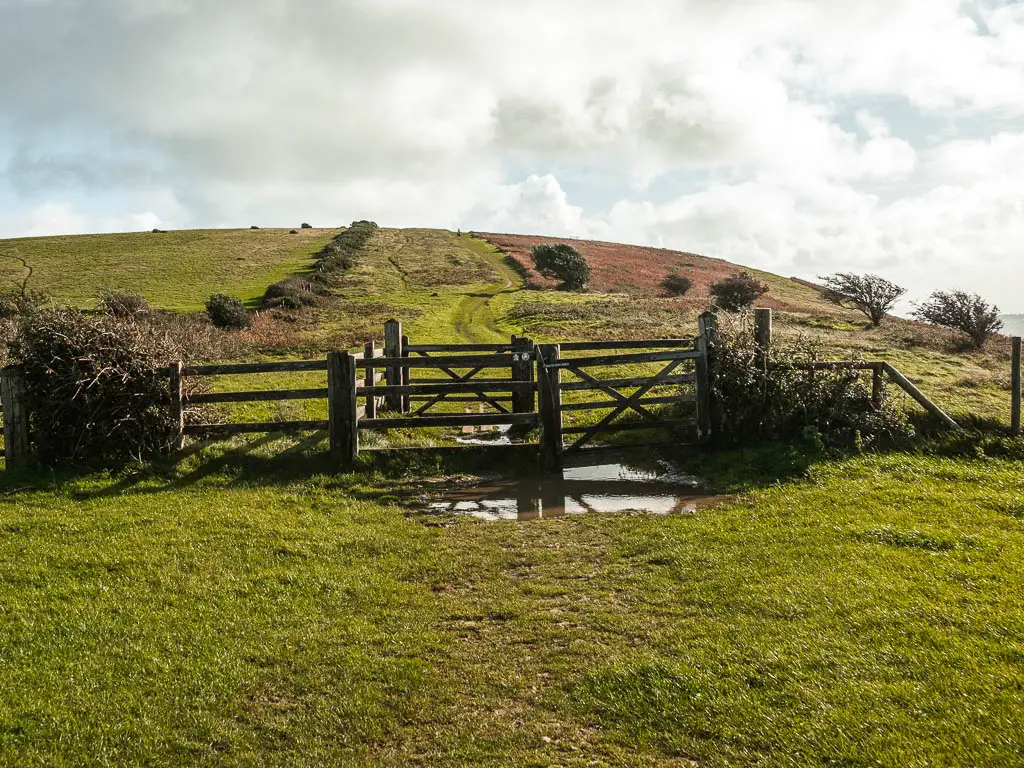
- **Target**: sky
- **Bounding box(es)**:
[1,0,1023,310]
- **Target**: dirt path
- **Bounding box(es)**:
[451,244,521,344]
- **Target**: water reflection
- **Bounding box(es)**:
[426,461,723,521]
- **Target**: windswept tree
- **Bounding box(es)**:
[912,290,1003,349]
[820,273,906,327]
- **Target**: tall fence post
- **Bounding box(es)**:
[328,350,358,465]
[537,344,563,472]
[1012,336,1022,435]
[383,319,402,412]
[401,334,411,415]
[511,335,536,413]
[754,307,772,363]
[169,361,185,450]
[363,341,377,420]
[1,366,30,468]
[697,312,719,443]
[871,363,884,410]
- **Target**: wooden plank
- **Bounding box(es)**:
[408,376,511,384]
[698,311,719,444]
[189,388,328,404]
[360,412,538,429]
[695,333,711,443]
[560,374,695,392]
[871,362,884,410]
[754,307,773,356]
[558,339,694,351]
[409,395,514,402]
[357,354,516,370]
[169,361,184,450]
[882,364,959,430]
[561,395,696,412]
[537,344,563,472]
[405,343,515,352]
[183,420,328,436]
[183,360,327,376]
[562,418,698,435]
[359,381,535,396]
[1012,337,1021,435]
[774,361,880,371]
[560,349,701,367]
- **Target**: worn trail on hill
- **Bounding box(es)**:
[451,242,520,344]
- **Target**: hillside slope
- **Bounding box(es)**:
[0,226,1016,423]
[0,228,335,310]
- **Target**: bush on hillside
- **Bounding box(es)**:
[99,290,150,319]
[205,294,251,330]
[530,243,590,291]
[301,222,312,229]
[710,272,768,311]
[662,272,693,296]
[708,314,912,448]
[262,277,323,310]
[7,307,188,465]
[912,290,1003,350]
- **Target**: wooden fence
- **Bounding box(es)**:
[8,310,1018,471]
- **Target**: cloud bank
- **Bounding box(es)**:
[1,0,1022,307]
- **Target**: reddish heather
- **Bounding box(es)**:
[479,231,750,292]
[474,232,822,313]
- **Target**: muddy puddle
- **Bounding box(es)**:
[424,458,726,521]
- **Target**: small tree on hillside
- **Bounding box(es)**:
[710,272,768,311]
[530,243,590,291]
[912,290,1003,349]
[820,273,905,327]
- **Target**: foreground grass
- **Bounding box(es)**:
[2,447,1023,766]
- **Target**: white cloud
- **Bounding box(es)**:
[0,0,1022,306]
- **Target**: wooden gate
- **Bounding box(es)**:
[535,339,709,469]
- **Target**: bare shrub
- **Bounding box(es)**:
[710,272,768,311]
[99,290,150,319]
[7,307,207,466]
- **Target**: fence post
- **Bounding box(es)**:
[169,361,185,450]
[1,366,30,468]
[754,307,772,362]
[697,312,719,442]
[871,363,884,410]
[537,344,563,472]
[401,334,411,414]
[383,319,402,412]
[328,350,358,464]
[363,341,378,419]
[511,335,536,413]
[1012,336,1021,435]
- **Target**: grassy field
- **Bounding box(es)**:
[1,226,1023,765]
[0,228,335,310]
[1,445,1023,766]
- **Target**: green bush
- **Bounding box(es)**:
[530,243,590,291]
[205,294,251,330]
[708,317,911,448]
[262,277,322,309]
[710,272,768,311]
[0,287,49,319]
